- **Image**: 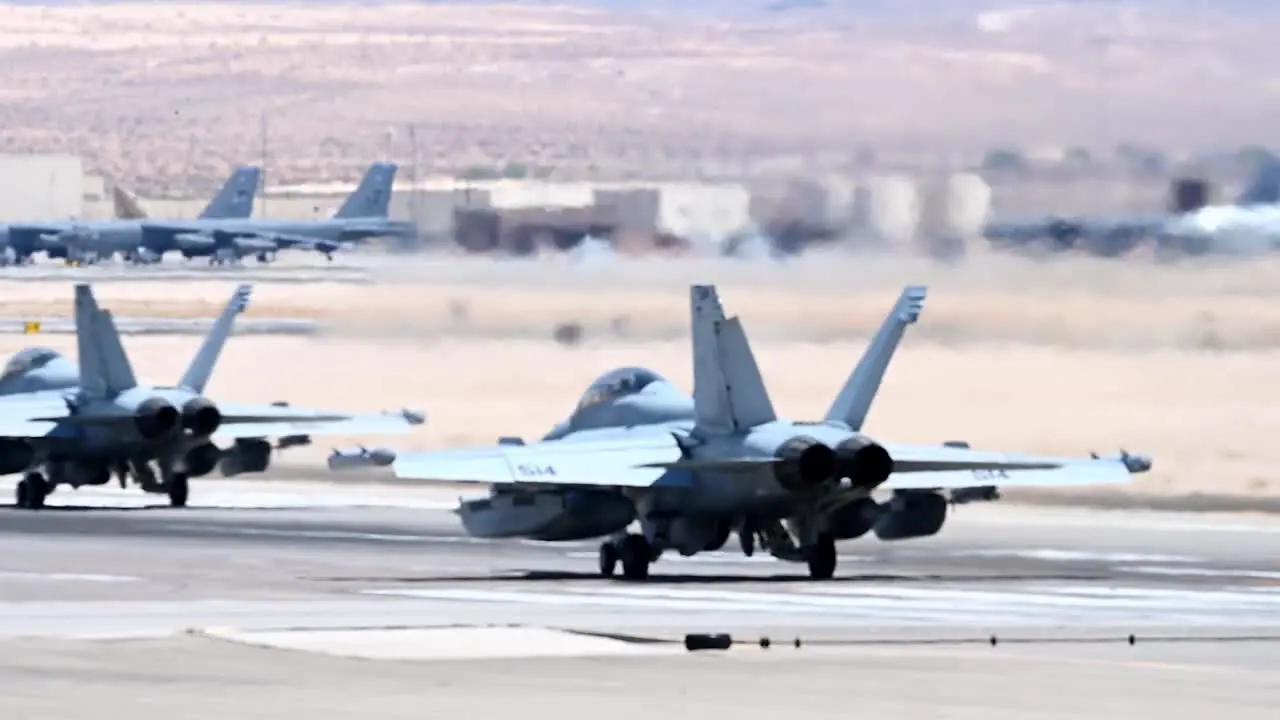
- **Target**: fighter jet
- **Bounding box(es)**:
[139,161,417,263]
[0,283,424,510]
[347,285,1151,580]
[4,166,262,266]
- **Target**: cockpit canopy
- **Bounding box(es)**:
[1,347,62,381]
[574,366,666,413]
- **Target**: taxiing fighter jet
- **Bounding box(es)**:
[343,285,1150,580]
[0,283,423,509]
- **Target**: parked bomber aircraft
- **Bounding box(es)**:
[0,283,423,510]
[984,158,1280,257]
[369,284,1151,580]
[138,161,417,264]
[2,166,261,266]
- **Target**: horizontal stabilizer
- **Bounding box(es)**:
[212,404,421,441]
[393,432,688,488]
[883,458,1140,491]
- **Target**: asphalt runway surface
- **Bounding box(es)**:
[0,477,1277,717]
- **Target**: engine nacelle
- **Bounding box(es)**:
[218,438,272,477]
[458,489,635,542]
[834,436,893,490]
[175,233,214,252]
[135,398,180,439]
[181,397,222,436]
[183,442,223,477]
[233,237,277,253]
[773,436,837,492]
[825,497,885,540]
[873,492,948,541]
[0,438,36,475]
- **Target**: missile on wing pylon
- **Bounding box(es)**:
[328,446,397,470]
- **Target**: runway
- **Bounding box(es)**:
[1,477,1277,717]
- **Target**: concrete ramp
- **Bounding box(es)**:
[201,626,674,660]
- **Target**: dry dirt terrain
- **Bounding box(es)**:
[3,254,1276,500]
[1,3,1277,188]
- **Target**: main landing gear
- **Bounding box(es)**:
[15,472,50,509]
[805,533,837,581]
[12,463,192,510]
[598,534,654,580]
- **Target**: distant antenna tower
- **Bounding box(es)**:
[260,111,269,217]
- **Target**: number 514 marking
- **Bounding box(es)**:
[971,469,1009,481]
[517,464,557,477]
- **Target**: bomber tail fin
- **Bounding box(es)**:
[334,162,397,219]
[1235,156,1280,206]
[197,166,261,219]
[74,285,138,399]
[823,285,927,431]
[690,285,776,436]
[177,284,252,393]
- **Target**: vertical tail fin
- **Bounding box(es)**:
[74,285,138,399]
[197,166,261,219]
[333,162,397,219]
[823,285,927,431]
[690,285,776,436]
[111,183,148,219]
[178,285,252,394]
[1235,157,1280,206]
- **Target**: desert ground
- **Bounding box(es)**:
[5,254,1277,500]
[1,2,1277,189]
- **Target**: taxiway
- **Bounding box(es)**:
[0,476,1277,717]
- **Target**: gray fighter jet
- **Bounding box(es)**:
[4,166,262,265]
[139,161,417,263]
[348,284,1150,580]
[0,283,423,510]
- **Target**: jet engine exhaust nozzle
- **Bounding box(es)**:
[773,436,837,491]
[182,397,223,436]
[835,436,894,490]
[135,398,180,439]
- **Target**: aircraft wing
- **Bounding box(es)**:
[881,443,1150,490]
[391,431,689,488]
[0,394,68,437]
[211,403,424,441]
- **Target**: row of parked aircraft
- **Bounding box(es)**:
[0,162,417,267]
[2,282,1150,580]
[984,158,1280,257]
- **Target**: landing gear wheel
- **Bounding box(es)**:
[806,533,837,580]
[619,534,652,581]
[167,473,190,508]
[16,472,49,510]
[598,541,618,578]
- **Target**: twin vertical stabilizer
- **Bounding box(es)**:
[689,284,927,435]
[73,283,254,399]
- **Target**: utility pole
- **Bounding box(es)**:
[408,122,419,244]
[260,111,269,217]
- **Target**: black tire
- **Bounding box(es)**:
[598,541,618,578]
[15,479,28,509]
[619,534,651,581]
[168,474,190,508]
[806,533,837,580]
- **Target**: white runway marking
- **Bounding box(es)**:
[1123,566,1280,581]
[0,572,140,583]
[364,584,1280,627]
[0,480,458,511]
[950,549,1199,564]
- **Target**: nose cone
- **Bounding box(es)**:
[1123,453,1153,474]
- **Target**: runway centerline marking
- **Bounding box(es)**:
[361,584,1280,627]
